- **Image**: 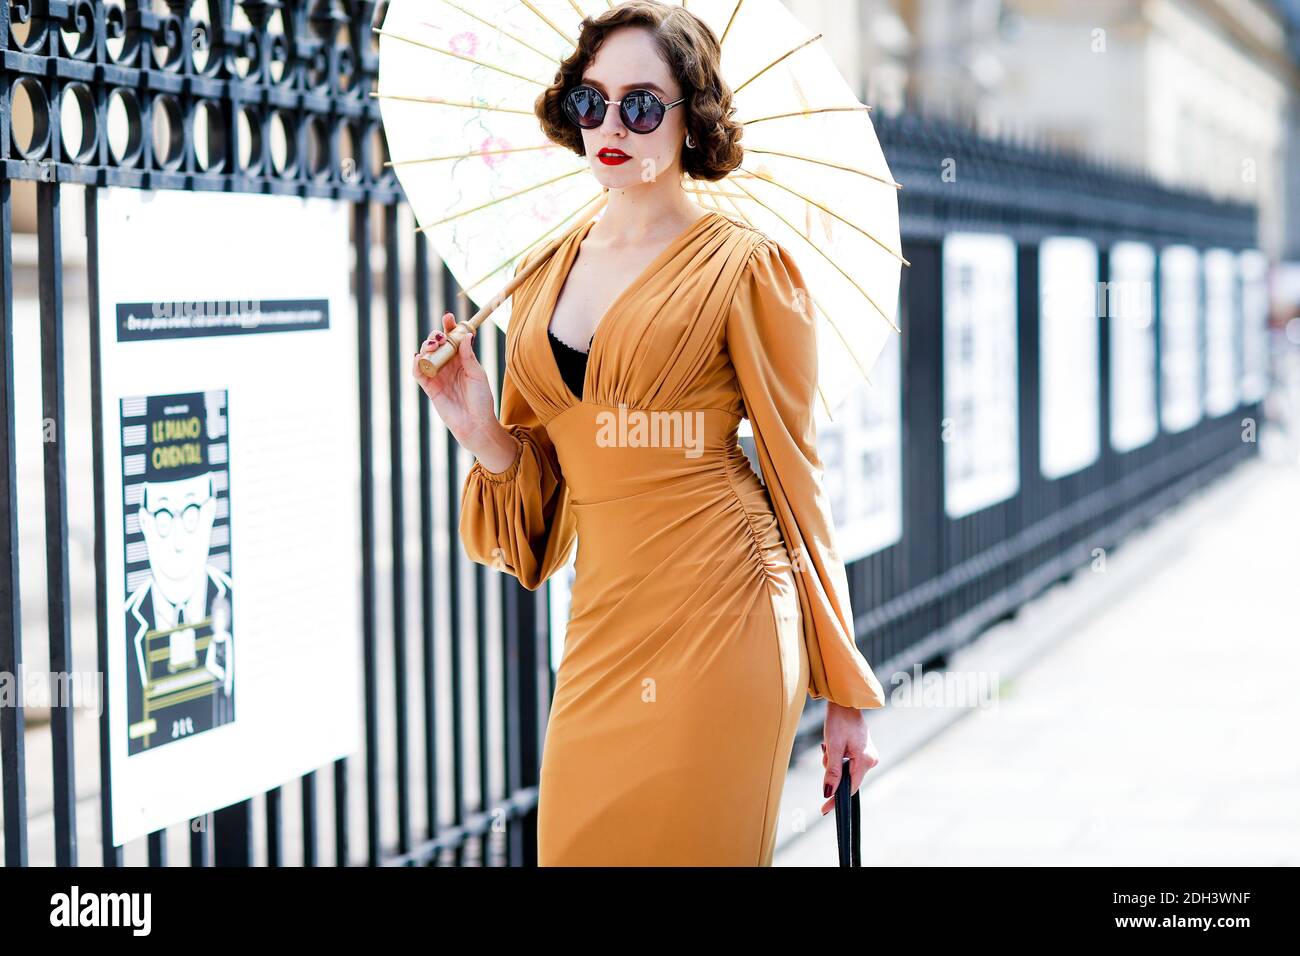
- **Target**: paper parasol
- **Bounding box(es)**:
[376,0,904,422]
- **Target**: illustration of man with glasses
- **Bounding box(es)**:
[123,391,235,752]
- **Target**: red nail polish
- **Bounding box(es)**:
[824,783,832,798]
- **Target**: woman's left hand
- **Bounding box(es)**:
[819,702,880,815]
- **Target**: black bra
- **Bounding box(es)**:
[548,327,593,400]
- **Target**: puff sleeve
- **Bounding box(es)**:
[458,256,577,590]
[725,238,886,710]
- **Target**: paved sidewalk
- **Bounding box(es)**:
[775,438,1300,866]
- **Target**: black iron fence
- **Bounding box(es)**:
[0,2,1261,868]
[859,111,1259,743]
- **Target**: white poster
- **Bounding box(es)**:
[814,299,903,563]
[943,233,1019,518]
[1159,245,1202,433]
[96,188,363,846]
[1107,242,1158,453]
[1239,250,1270,404]
[1203,248,1239,417]
[1039,237,1099,479]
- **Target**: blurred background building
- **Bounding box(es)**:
[790,0,1300,310]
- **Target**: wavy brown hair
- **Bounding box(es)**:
[534,1,743,182]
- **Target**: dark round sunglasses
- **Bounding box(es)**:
[562,84,685,134]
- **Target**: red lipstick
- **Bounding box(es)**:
[597,147,631,166]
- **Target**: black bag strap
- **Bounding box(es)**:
[834,755,861,866]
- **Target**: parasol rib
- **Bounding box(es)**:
[740,105,873,125]
[737,163,909,264]
[370,92,537,116]
[415,168,590,232]
[460,191,607,298]
[732,33,823,95]
[719,0,744,48]
[731,173,902,333]
[385,142,562,168]
[696,181,838,422]
[422,0,560,65]
[519,1,578,48]
[744,147,903,191]
[374,28,549,86]
[699,182,880,394]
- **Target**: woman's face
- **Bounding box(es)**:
[572,27,688,189]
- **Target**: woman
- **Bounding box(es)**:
[412,1,885,866]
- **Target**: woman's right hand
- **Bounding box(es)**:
[412,312,515,467]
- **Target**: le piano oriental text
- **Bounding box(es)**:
[151,416,205,470]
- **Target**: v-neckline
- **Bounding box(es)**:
[543,209,720,403]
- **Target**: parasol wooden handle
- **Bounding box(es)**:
[416,236,566,379]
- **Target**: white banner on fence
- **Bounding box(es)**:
[1239,250,1269,404]
[1203,248,1239,418]
[1107,241,1158,453]
[813,308,903,564]
[1159,245,1202,433]
[1039,237,1100,479]
[942,232,1020,518]
[94,188,363,847]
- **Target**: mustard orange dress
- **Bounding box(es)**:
[459,209,886,866]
